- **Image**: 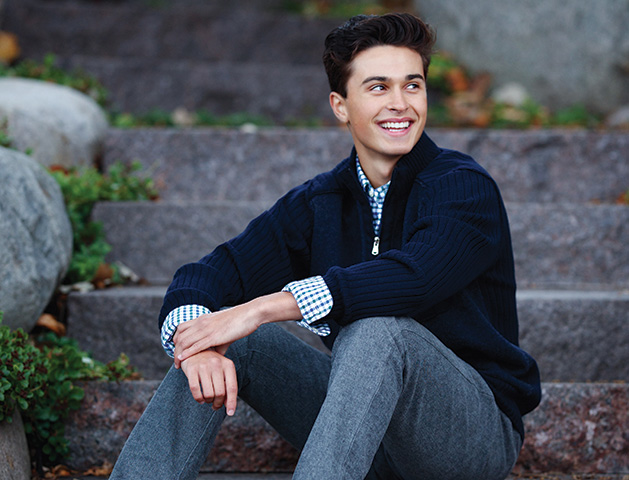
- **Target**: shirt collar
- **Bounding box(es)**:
[355,158,391,197]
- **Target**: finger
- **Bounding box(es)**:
[173,322,193,368]
[186,368,205,404]
[173,318,203,352]
[172,320,190,345]
[176,323,211,360]
[173,341,183,369]
[223,360,238,416]
[210,366,226,410]
[196,360,219,405]
[179,314,235,354]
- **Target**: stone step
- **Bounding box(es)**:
[2,0,339,123]
[66,286,330,381]
[102,127,629,204]
[75,475,629,480]
[200,475,629,480]
[3,0,338,65]
[59,55,335,124]
[63,380,629,474]
[65,286,629,382]
[91,200,629,287]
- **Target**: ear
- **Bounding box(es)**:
[329,91,349,124]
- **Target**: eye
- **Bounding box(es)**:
[369,84,386,92]
[406,82,422,91]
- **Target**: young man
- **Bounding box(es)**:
[110,13,541,480]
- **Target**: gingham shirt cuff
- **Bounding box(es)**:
[282,276,332,337]
[160,304,211,357]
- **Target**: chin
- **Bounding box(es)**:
[388,143,415,157]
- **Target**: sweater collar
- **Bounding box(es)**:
[339,131,441,194]
[390,131,441,184]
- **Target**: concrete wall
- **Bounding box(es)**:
[414,0,629,114]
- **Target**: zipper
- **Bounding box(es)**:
[371,236,380,256]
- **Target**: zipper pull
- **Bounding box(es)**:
[371,236,380,256]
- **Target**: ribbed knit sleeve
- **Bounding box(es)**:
[323,168,503,325]
[157,185,314,329]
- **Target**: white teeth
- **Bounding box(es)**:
[381,121,410,130]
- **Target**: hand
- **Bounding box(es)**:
[173,304,260,368]
[180,349,238,416]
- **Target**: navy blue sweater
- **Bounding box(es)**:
[158,132,541,438]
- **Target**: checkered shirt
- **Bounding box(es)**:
[356,158,390,236]
[161,304,210,357]
[282,276,332,336]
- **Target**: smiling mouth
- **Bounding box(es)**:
[379,121,411,131]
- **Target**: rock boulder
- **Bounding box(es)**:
[0,410,31,480]
[0,147,72,331]
[0,77,108,168]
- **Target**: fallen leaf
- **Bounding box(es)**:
[92,262,114,288]
[0,31,20,64]
[445,67,469,92]
[83,461,114,476]
[36,314,66,336]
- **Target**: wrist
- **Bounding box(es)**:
[252,292,301,325]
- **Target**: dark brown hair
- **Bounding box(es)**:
[323,13,436,97]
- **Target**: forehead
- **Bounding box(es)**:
[347,45,424,82]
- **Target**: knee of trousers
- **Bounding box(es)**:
[332,317,464,375]
[333,316,424,354]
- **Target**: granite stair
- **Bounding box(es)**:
[1,0,340,125]
[64,380,629,476]
[63,127,629,476]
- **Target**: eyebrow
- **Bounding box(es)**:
[361,73,425,85]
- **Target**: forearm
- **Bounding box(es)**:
[173,291,302,364]
[252,291,304,326]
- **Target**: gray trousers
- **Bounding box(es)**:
[110,317,521,479]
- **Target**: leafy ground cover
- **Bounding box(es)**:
[0,312,138,471]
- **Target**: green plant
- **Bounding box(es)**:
[0,315,47,423]
[550,104,601,128]
[0,53,108,106]
[0,120,11,148]
[49,162,158,284]
[426,53,464,94]
[0,314,137,465]
[109,108,176,128]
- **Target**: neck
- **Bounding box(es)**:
[358,157,398,187]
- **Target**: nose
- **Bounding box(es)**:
[387,88,408,113]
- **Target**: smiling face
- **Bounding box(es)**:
[329,45,427,186]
